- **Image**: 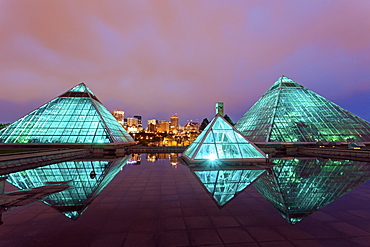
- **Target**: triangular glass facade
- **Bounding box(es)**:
[194,169,265,206]
[182,114,266,162]
[253,158,370,224]
[235,76,370,142]
[0,83,134,144]
[4,156,130,219]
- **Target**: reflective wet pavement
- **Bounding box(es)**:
[1,155,370,247]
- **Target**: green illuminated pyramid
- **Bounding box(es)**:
[194,169,265,206]
[182,114,266,162]
[0,83,134,144]
[5,157,130,219]
[235,76,370,142]
[253,158,370,224]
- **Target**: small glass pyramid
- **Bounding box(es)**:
[235,76,370,142]
[0,83,134,144]
[194,169,265,206]
[5,156,130,219]
[253,158,370,224]
[182,114,266,162]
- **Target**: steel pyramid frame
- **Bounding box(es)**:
[182,114,266,162]
[253,158,370,224]
[0,83,134,144]
[193,169,265,206]
[5,157,130,219]
[235,76,370,142]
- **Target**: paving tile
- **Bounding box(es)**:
[124,232,157,247]
[158,230,189,246]
[326,222,370,237]
[259,241,295,247]
[275,225,315,240]
[89,233,125,247]
[188,229,223,246]
[129,219,159,232]
[349,236,370,246]
[246,226,286,242]
[160,217,186,230]
[184,216,213,229]
[217,227,255,243]
[210,216,240,227]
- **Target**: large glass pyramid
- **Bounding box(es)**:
[182,114,266,162]
[235,76,370,142]
[0,83,134,144]
[4,156,130,219]
[253,158,370,224]
[194,169,265,206]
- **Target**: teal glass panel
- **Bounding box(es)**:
[194,169,265,206]
[4,156,130,219]
[235,76,370,142]
[195,144,217,160]
[253,158,370,224]
[0,83,134,144]
[182,114,266,161]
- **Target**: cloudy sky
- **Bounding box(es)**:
[1,0,369,125]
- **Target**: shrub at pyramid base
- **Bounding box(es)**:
[235,76,370,143]
[0,83,134,144]
[182,114,266,163]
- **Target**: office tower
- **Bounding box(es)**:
[111,110,124,126]
[170,115,179,131]
[127,117,139,127]
[133,115,142,127]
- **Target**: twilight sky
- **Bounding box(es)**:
[1,1,370,126]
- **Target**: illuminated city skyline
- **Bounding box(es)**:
[0,2,369,125]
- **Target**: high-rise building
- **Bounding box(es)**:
[147,119,157,126]
[133,115,142,127]
[157,121,169,132]
[0,83,134,144]
[235,76,370,142]
[111,110,124,126]
[184,121,200,132]
[147,119,157,133]
[170,115,179,131]
[127,117,139,127]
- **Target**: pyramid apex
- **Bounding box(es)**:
[69,82,95,96]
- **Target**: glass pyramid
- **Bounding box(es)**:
[4,156,130,219]
[194,169,265,206]
[253,158,370,224]
[0,83,134,144]
[182,114,266,162]
[235,76,370,142]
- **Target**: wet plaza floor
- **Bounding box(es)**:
[1,155,370,247]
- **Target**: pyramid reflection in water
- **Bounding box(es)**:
[5,156,130,219]
[0,83,134,144]
[193,168,265,206]
[253,158,370,224]
[235,76,370,142]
